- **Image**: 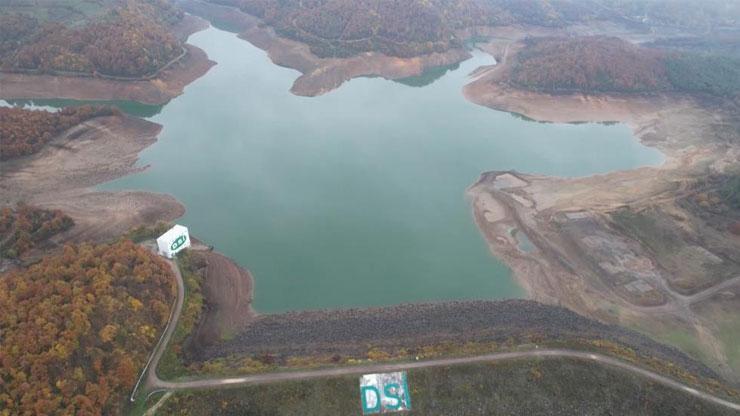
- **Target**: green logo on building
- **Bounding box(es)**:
[170,235,187,251]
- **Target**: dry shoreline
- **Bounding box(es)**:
[0,115,257,360]
[188,250,256,354]
[173,0,656,99]
[462,38,740,382]
[0,15,215,105]
[0,15,218,245]
[0,116,184,243]
[176,0,473,96]
[3,5,738,394]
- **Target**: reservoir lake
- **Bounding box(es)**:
[7,26,664,313]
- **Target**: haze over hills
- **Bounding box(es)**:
[1,0,740,415]
[509,36,740,96]
[0,0,184,76]
[203,0,740,57]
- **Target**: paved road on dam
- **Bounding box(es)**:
[133,257,740,412]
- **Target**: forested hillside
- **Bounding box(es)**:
[0,105,119,160]
[665,55,740,97]
[510,36,740,97]
[0,204,74,259]
[0,240,176,415]
[0,0,184,77]
[204,0,739,59]
[511,36,671,93]
[205,0,604,58]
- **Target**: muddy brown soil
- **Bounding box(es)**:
[189,251,256,353]
[0,15,214,105]
[0,116,184,243]
[177,0,472,96]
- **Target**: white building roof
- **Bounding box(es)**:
[158,224,189,242]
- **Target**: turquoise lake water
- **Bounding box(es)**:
[3,26,663,313]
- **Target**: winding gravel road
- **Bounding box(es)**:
[130,258,185,402]
[132,257,740,412]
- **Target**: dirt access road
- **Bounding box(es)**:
[132,257,740,412]
[463,30,740,381]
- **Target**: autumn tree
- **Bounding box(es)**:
[0,203,74,259]
[510,36,672,94]
[0,240,177,415]
[0,105,120,160]
[206,0,602,58]
[0,1,184,77]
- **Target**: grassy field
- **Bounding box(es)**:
[609,208,682,258]
[153,358,736,415]
[659,329,710,365]
[694,294,740,376]
[718,320,740,374]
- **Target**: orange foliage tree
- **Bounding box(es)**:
[0,105,120,160]
[0,240,176,415]
[0,1,183,77]
[510,36,672,93]
[209,0,603,58]
[0,204,74,259]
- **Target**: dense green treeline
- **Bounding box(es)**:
[511,36,740,97]
[666,55,740,97]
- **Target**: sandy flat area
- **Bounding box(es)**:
[1,116,184,242]
[463,37,740,382]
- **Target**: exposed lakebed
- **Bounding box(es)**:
[8,26,664,313]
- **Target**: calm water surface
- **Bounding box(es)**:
[6,26,664,312]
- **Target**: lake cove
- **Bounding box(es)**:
[30,26,665,313]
